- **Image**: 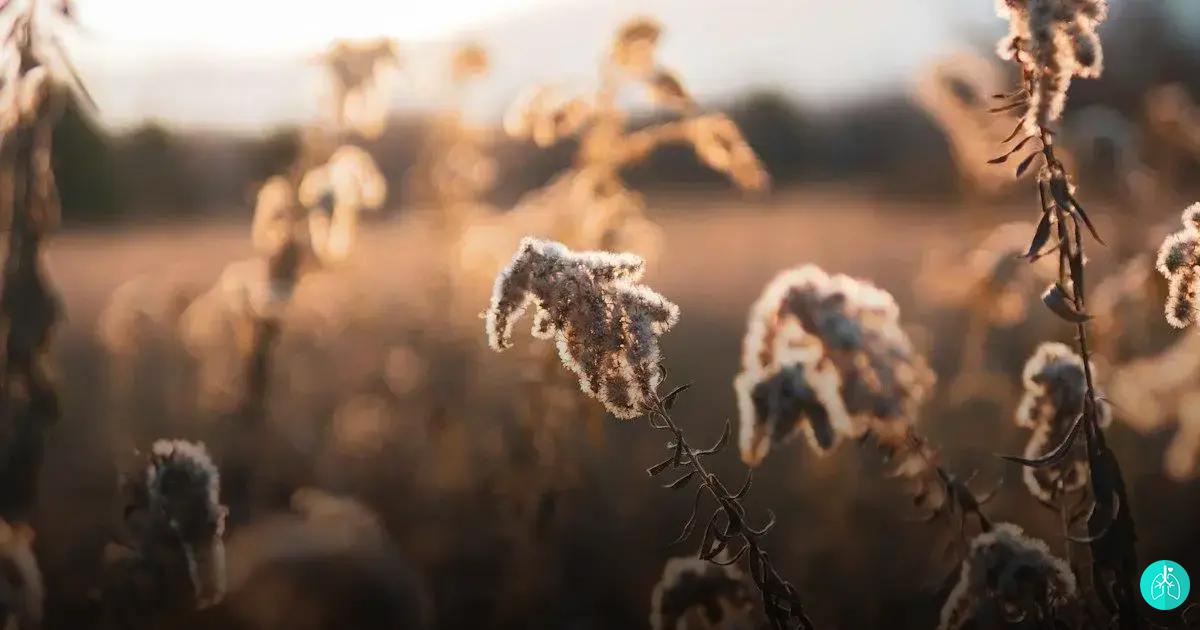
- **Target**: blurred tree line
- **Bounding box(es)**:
[51,2,1199,224]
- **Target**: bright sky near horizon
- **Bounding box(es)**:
[74,0,564,55]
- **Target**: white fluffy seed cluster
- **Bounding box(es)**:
[1015,342,1109,501]
[300,145,387,266]
[1155,203,1200,329]
[939,523,1076,630]
[735,265,935,466]
[996,0,1107,133]
[146,439,228,607]
[484,237,679,419]
[649,556,759,630]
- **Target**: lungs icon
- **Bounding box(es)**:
[1152,566,1182,601]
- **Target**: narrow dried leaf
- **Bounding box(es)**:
[1001,412,1085,468]
[1042,283,1091,323]
[664,470,697,490]
[1023,213,1053,258]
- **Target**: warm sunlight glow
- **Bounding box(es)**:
[75,0,563,56]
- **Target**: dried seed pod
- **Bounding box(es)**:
[484,237,679,418]
[939,523,1076,629]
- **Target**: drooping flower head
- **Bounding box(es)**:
[940,523,1076,629]
[318,38,401,138]
[146,440,228,608]
[610,16,661,77]
[1155,202,1200,328]
[300,145,387,265]
[484,237,679,418]
[995,0,1108,133]
[735,265,935,466]
[1015,342,1109,501]
[649,556,761,630]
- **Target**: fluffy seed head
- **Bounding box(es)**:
[686,114,770,193]
[1015,342,1108,500]
[1156,203,1200,328]
[940,523,1076,629]
[610,16,661,76]
[146,440,228,607]
[996,0,1108,132]
[735,265,935,466]
[484,237,679,419]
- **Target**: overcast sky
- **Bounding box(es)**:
[62,0,1200,133]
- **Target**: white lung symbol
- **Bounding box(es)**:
[1152,566,1182,601]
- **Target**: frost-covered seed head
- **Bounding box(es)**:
[146,440,228,607]
[939,523,1076,630]
[1156,203,1200,328]
[1015,342,1108,500]
[735,265,935,466]
[996,0,1108,133]
[649,556,759,630]
[484,237,679,419]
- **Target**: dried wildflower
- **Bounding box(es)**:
[300,145,387,265]
[1146,83,1200,157]
[1155,202,1200,328]
[503,85,593,148]
[649,556,761,630]
[996,0,1108,133]
[686,114,769,193]
[319,38,400,138]
[939,523,1076,629]
[484,237,679,418]
[735,265,934,466]
[1015,342,1109,501]
[610,16,661,76]
[146,439,228,608]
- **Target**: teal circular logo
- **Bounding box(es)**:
[1140,560,1191,610]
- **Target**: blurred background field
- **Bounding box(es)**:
[8,0,1200,628]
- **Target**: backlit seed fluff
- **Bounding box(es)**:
[1015,342,1108,501]
[996,0,1108,133]
[686,114,770,193]
[610,16,661,76]
[939,523,1076,630]
[146,440,228,607]
[484,237,679,419]
[503,85,593,147]
[649,556,760,630]
[300,145,387,265]
[735,265,935,466]
[1155,203,1200,328]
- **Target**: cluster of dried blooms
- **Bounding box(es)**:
[300,145,387,265]
[318,38,401,138]
[734,265,935,465]
[1155,202,1200,328]
[1015,342,1109,502]
[939,523,1076,629]
[104,440,228,619]
[495,16,766,263]
[913,53,1024,196]
[144,440,228,608]
[995,0,1108,133]
[484,237,679,419]
[649,556,762,630]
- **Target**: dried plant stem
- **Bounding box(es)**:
[0,48,60,517]
[1011,117,1141,628]
[644,385,813,630]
